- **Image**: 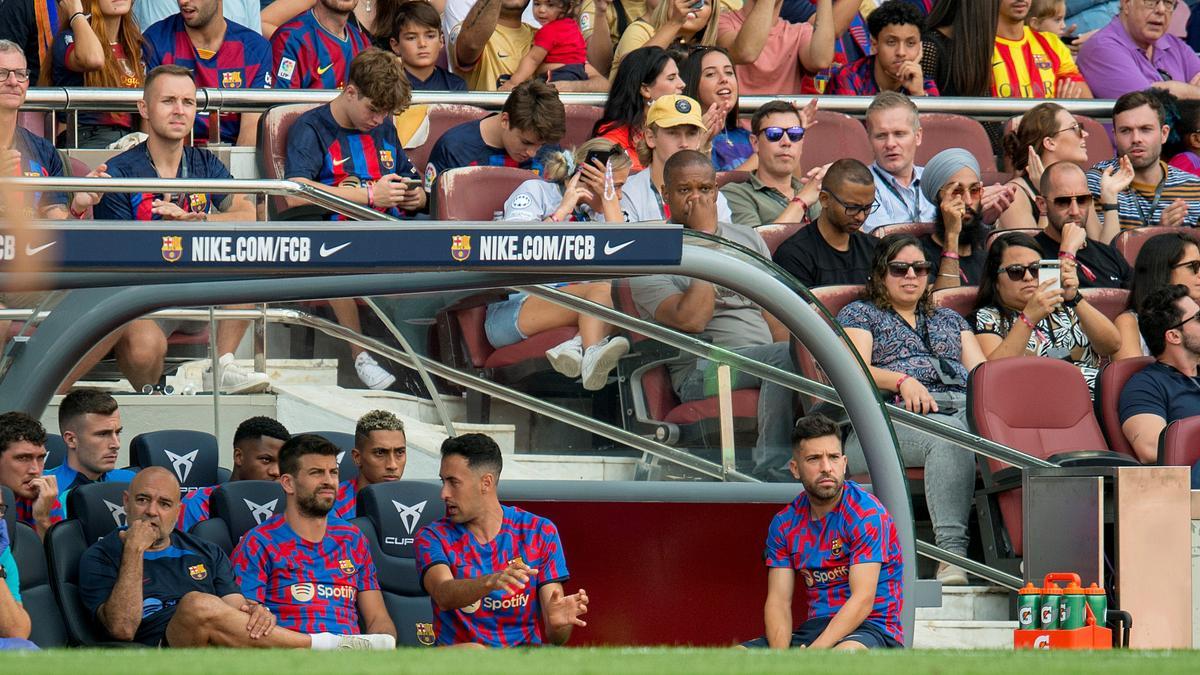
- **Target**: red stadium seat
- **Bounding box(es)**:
[756,222,806,255]
[1078,287,1129,323]
[1076,115,1114,169]
[18,111,50,139]
[1094,356,1154,460]
[1158,416,1200,466]
[716,170,750,188]
[258,102,319,217]
[931,286,978,320]
[801,111,872,171]
[1113,226,1180,268]
[403,103,489,173]
[870,222,934,239]
[968,356,1135,558]
[798,285,863,407]
[611,279,759,465]
[916,113,998,173]
[561,104,605,149]
[432,165,537,220]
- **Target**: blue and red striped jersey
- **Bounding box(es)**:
[93,142,233,221]
[285,104,419,219]
[177,484,218,532]
[10,127,67,216]
[333,479,356,520]
[423,116,551,191]
[14,494,65,530]
[827,55,939,96]
[764,480,904,644]
[414,505,569,646]
[143,15,272,144]
[271,10,369,90]
[231,514,379,635]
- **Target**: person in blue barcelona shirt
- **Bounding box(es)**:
[46,390,137,516]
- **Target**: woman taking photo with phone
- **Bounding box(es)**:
[837,233,986,586]
[486,139,632,391]
[47,0,144,147]
[609,0,722,76]
[973,231,1120,394]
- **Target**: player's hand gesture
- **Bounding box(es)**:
[119,517,159,554]
[545,586,589,630]
[1161,198,1190,228]
[29,475,58,522]
[487,559,538,594]
[70,163,110,215]
[240,600,276,639]
[152,199,207,221]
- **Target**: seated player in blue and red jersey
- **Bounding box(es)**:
[283,48,423,390]
[0,412,64,539]
[143,0,272,146]
[178,416,290,532]
[231,434,396,648]
[743,413,904,650]
[423,79,565,192]
[331,409,407,520]
[415,433,588,647]
[271,0,369,90]
[79,467,377,649]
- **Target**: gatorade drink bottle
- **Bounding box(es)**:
[1083,583,1107,626]
[1017,583,1040,630]
[1039,584,1062,630]
[1059,581,1086,630]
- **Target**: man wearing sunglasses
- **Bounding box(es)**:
[1079,0,1200,101]
[631,150,797,481]
[773,158,879,289]
[1120,284,1200,464]
[1033,161,1131,289]
[722,100,824,228]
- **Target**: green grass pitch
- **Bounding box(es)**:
[5,648,1200,674]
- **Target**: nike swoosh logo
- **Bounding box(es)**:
[317,63,333,75]
[26,241,55,256]
[320,241,351,257]
[332,157,351,167]
[604,240,635,255]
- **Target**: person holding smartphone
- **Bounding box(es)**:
[836,233,986,586]
[973,232,1121,395]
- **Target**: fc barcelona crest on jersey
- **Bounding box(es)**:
[379,149,395,171]
[830,538,843,559]
[162,236,183,263]
[415,622,436,646]
[188,563,208,580]
[451,235,471,262]
[339,559,356,575]
[188,193,208,213]
[220,70,243,88]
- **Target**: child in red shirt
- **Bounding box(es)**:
[499,0,587,89]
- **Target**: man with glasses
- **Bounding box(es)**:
[1080,0,1200,100]
[1120,284,1200,463]
[722,100,823,228]
[919,149,990,291]
[1087,90,1200,241]
[773,158,879,288]
[631,150,798,481]
[1033,161,1131,289]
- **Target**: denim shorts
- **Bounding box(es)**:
[484,293,529,348]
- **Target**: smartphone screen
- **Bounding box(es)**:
[1038,260,1061,292]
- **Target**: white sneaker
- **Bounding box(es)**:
[355,352,396,390]
[335,633,396,650]
[581,336,630,391]
[203,353,269,393]
[545,335,584,378]
[936,562,969,586]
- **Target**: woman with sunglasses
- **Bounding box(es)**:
[489,138,632,390]
[974,232,1121,394]
[593,46,685,172]
[997,102,1133,233]
[837,233,986,586]
[1114,231,1200,360]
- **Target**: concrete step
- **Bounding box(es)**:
[913,619,1017,649]
[916,585,1012,622]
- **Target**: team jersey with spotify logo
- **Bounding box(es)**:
[143,15,272,145]
[414,505,568,646]
[285,104,419,219]
[271,10,370,90]
[764,480,904,644]
[231,514,379,634]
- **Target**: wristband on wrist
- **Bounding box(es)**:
[1017,311,1049,342]
[1101,203,1119,212]
[68,11,86,24]
[895,374,910,391]
[1058,251,1077,263]
[790,196,808,211]
[942,251,960,260]
[366,183,374,208]
[69,203,87,218]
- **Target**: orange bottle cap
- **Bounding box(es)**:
[1019,582,1040,595]
[1041,585,1063,595]
[1083,583,1105,595]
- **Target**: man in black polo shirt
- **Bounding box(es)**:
[78,467,378,649]
[772,159,879,288]
[1034,161,1130,289]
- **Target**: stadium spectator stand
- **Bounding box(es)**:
[129,430,222,495]
[914,113,998,173]
[1114,226,1183,268]
[800,110,873,171]
[1096,356,1155,459]
[432,166,534,220]
[1158,416,1200,467]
